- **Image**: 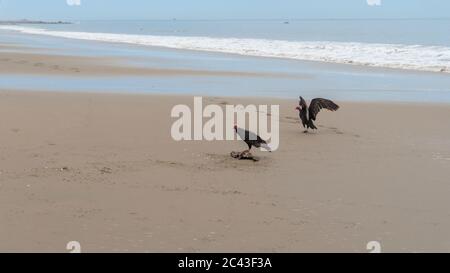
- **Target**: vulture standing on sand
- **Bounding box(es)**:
[295,96,340,132]
[234,125,271,152]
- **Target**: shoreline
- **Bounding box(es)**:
[1,26,450,75]
[1,42,450,104]
[3,34,450,79]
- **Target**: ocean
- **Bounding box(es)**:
[1,19,450,102]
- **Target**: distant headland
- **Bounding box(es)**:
[0,19,72,25]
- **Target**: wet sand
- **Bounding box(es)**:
[1,90,450,252]
[0,49,299,78]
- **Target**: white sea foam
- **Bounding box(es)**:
[2,25,450,73]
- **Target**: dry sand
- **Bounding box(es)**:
[1,90,450,252]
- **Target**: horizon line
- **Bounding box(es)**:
[1,17,450,22]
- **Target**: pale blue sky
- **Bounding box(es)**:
[0,0,449,21]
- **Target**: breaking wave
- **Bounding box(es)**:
[2,25,450,73]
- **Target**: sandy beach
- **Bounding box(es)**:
[1,19,450,254]
[1,88,450,252]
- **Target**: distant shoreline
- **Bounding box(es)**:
[1,22,447,75]
[0,20,71,25]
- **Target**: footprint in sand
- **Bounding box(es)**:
[33,63,44,67]
[319,125,360,137]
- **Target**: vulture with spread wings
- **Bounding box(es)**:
[295,96,339,132]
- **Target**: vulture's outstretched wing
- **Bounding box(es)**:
[299,96,307,108]
[309,98,339,121]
